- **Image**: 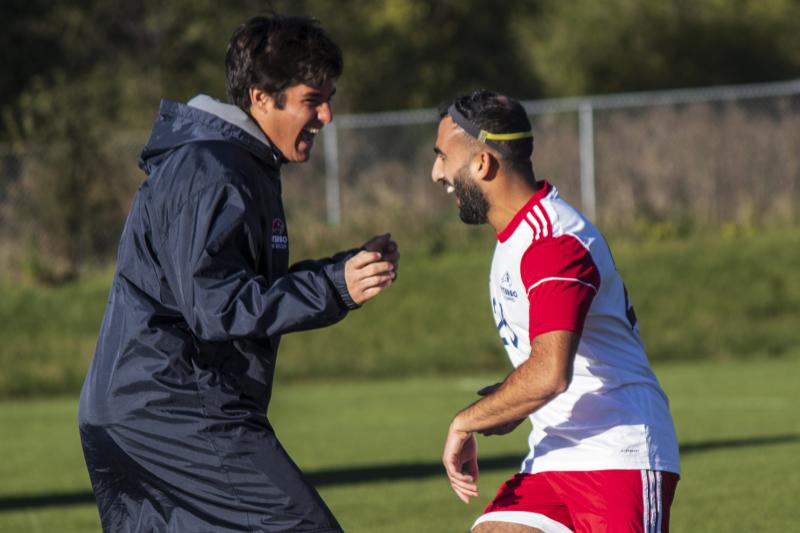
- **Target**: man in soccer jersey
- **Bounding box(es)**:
[433,90,680,533]
[78,15,398,532]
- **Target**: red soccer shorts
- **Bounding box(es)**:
[474,470,679,533]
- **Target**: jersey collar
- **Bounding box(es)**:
[496,181,552,243]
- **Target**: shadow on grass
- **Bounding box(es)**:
[2,433,797,512]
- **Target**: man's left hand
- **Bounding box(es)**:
[442,421,479,504]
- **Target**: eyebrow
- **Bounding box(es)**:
[305,88,337,100]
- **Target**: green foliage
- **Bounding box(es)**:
[2,356,799,531]
[0,0,268,125]
[1,228,799,398]
[273,0,543,110]
[1,0,543,129]
[3,1,800,279]
[0,0,272,280]
[9,0,797,121]
[4,72,138,281]
[521,0,800,96]
[614,227,800,362]
[0,271,110,396]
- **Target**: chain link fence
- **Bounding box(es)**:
[290,78,800,230]
[2,79,799,275]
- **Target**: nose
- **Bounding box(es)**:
[318,101,333,125]
[431,158,443,184]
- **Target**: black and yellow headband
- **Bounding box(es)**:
[447,104,533,158]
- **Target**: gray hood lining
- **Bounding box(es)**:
[187,95,272,149]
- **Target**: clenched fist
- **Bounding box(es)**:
[344,233,399,305]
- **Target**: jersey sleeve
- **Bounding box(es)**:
[520,235,601,339]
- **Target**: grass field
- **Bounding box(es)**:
[1,226,799,397]
[0,227,798,530]
[1,355,799,532]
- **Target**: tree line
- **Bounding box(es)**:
[4,0,799,125]
[1,0,799,281]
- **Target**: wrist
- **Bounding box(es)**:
[450,415,471,435]
[332,258,360,310]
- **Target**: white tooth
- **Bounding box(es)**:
[446,185,455,194]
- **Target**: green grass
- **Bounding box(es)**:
[1,356,799,532]
[614,227,800,362]
[0,274,110,397]
[1,226,799,397]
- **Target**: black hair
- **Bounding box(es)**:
[225,15,343,111]
[440,90,534,172]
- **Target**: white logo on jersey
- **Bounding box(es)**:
[500,271,519,301]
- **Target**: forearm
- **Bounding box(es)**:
[452,362,562,433]
[173,265,350,342]
[287,252,360,310]
[451,330,577,433]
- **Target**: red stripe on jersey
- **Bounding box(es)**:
[521,235,600,339]
[497,181,552,243]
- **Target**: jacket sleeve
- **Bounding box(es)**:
[158,181,357,342]
[288,249,361,309]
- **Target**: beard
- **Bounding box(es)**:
[453,166,489,225]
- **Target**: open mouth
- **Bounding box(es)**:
[298,126,320,146]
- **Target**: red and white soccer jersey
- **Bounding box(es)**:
[490,181,680,475]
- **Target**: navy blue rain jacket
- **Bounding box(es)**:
[78,96,356,532]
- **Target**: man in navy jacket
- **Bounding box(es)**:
[79,15,398,532]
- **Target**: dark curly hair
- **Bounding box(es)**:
[225,15,343,111]
[440,90,534,171]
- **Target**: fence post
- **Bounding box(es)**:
[578,100,597,221]
[323,122,341,225]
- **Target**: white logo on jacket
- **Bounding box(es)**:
[271,218,288,250]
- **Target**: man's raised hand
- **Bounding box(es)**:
[362,233,400,276]
[345,234,398,305]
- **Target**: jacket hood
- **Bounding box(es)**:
[139,95,285,175]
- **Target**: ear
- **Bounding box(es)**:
[471,151,498,182]
[249,87,274,114]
